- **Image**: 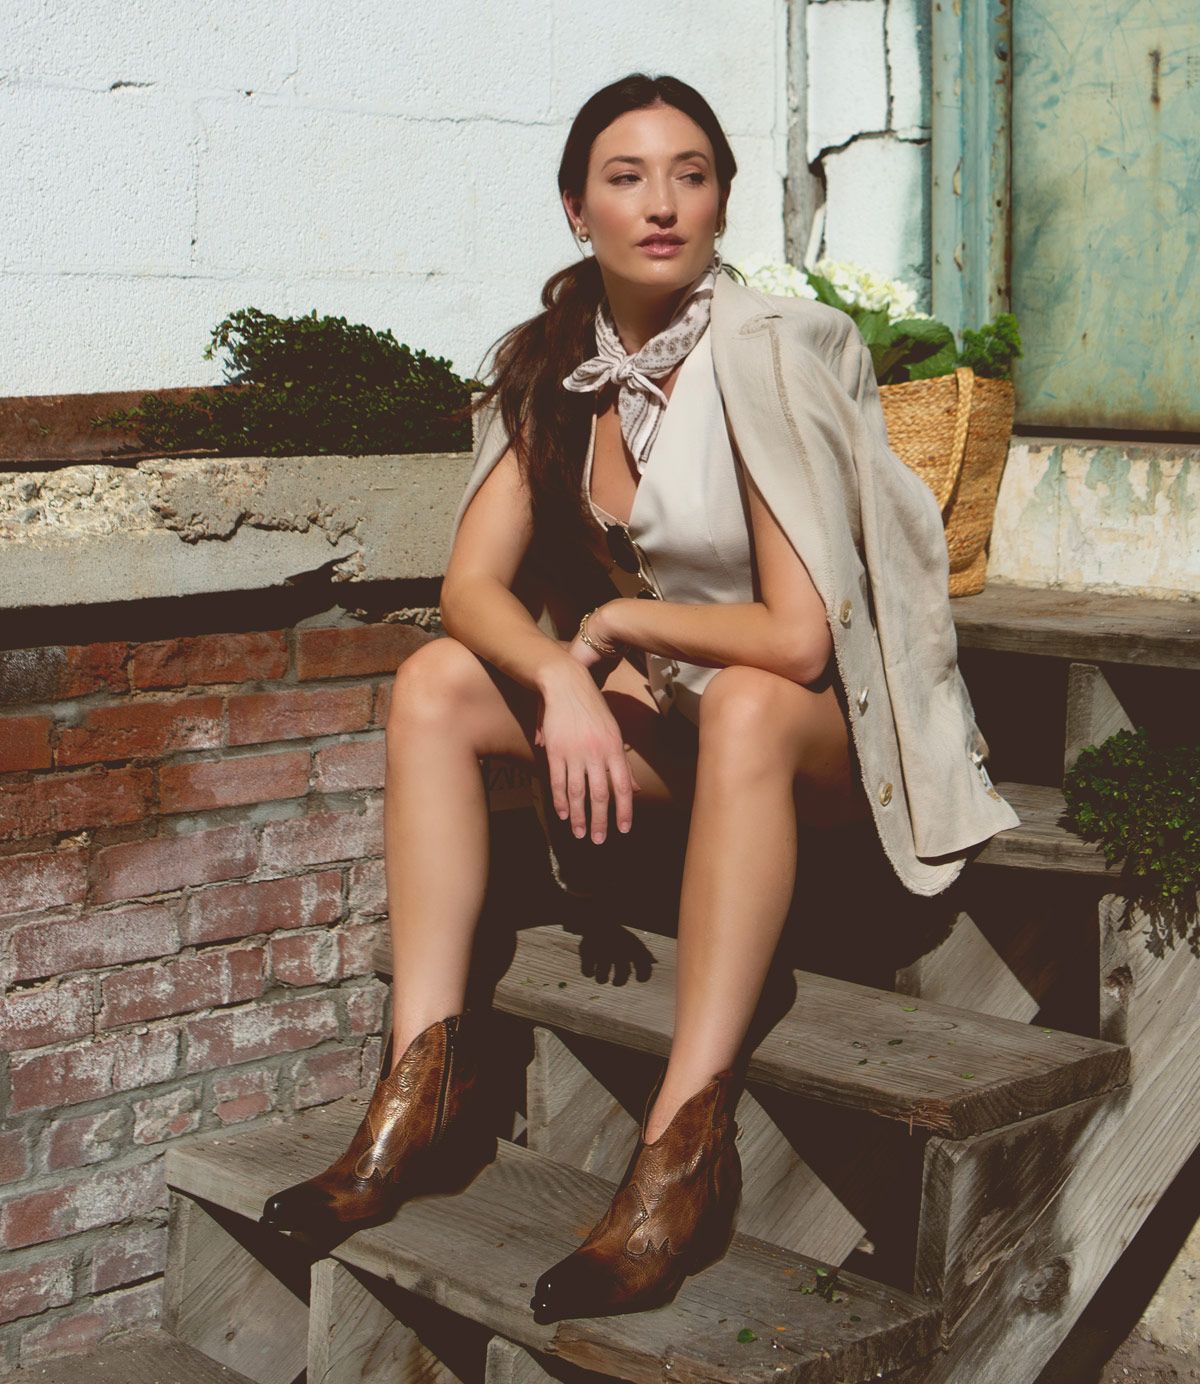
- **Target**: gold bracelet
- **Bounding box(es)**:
[577,606,624,657]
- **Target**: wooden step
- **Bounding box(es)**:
[976,781,1121,876]
[166,1099,942,1384]
[371,924,1128,1139]
[951,584,1200,670]
[0,1329,256,1384]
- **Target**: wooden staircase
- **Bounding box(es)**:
[152,586,1197,1384]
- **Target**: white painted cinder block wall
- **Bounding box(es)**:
[1,0,931,397]
[807,0,931,304]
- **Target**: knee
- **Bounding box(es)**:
[698,665,793,744]
[386,637,481,737]
[698,665,826,779]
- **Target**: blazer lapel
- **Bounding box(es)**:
[709,273,837,606]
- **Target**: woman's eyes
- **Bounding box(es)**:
[610,172,707,186]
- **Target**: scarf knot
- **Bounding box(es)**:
[562,250,721,473]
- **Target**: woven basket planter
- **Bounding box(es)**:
[878,366,1015,596]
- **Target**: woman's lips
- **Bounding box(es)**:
[638,240,684,257]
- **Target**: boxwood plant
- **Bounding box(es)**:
[94,307,482,457]
[1063,726,1200,955]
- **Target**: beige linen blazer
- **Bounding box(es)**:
[449,270,1022,896]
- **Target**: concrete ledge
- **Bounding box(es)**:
[4,435,1197,613]
[0,453,473,610]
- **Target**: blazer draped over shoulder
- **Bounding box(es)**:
[449,270,1021,897]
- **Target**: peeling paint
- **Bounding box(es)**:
[989,439,1200,598]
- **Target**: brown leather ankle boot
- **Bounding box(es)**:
[529,1066,742,1324]
[260,1009,496,1237]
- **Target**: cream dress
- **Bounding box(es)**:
[581,323,757,725]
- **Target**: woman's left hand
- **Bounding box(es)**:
[533,611,621,749]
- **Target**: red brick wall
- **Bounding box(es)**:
[0,617,431,1367]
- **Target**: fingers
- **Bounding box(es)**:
[548,752,569,825]
[566,756,589,839]
[586,758,610,843]
[609,750,636,835]
[547,746,637,842]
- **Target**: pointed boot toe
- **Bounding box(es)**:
[527,1067,743,1324]
[529,1250,621,1325]
[260,1009,495,1237]
[260,1182,340,1234]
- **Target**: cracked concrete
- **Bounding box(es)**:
[0,452,472,609]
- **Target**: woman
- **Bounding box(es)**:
[261,73,1020,1325]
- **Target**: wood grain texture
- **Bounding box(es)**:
[485,1337,555,1384]
[162,1191,309,1384]
[167,1104,941,1384]
[1064,661,1133,776]
[898,892,1200,1383]
[309,1258,471,1384]
[974,783,1122,876]
[951,585,1200,670]
[0,1329,257,1384]
[525,1027,643,1180]
[895,912,1039,1024]
[914,1092,1123,1337]
[484,1336,597,1384]
[370,924,1127,1139]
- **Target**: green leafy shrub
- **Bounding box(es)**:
[1063,727,1200,954]
[93,307,481,457]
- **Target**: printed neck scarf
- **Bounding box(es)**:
[561,250,721,473]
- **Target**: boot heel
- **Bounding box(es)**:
[423,1119,497,1196]
[685,1196,739,1277]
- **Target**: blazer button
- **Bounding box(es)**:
[856,686,869,714]
[838,599,853,626]
[878,780,893,806]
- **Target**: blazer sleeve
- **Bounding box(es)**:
[834,324,1007,852]
[835,324,959,682]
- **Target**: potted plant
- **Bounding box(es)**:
[734,255,1023,597]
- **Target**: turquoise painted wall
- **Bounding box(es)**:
[1011,1,1199,430]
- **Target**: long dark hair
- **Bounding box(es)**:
[471,73,739,589]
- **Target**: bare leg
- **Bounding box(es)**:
[643,662,869,1142]
[382,639,698,1070]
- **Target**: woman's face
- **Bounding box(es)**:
[566,102,725,293]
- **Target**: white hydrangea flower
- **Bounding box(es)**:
[810,258,933,321]
[732,255,817,301]
[732,255,932,321]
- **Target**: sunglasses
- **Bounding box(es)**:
[605,522,661,600]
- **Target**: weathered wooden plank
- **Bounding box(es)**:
[309,1258,475,1384]
[897,892,1200,1383]
[914,1092,1123,1338]
[974,783,1121,877]
[162,1190,309,1384]
[1064,661,1134,776]
[951,585,1200,670]
[484,1336,596,1384]
[895,912,1039,1024]
[0,1329,257,1384]
[525,1027,644,1179]
[369,924,1126,1139]
[167,1106,941,1384]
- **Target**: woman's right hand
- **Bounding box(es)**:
[533,666,641,843]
